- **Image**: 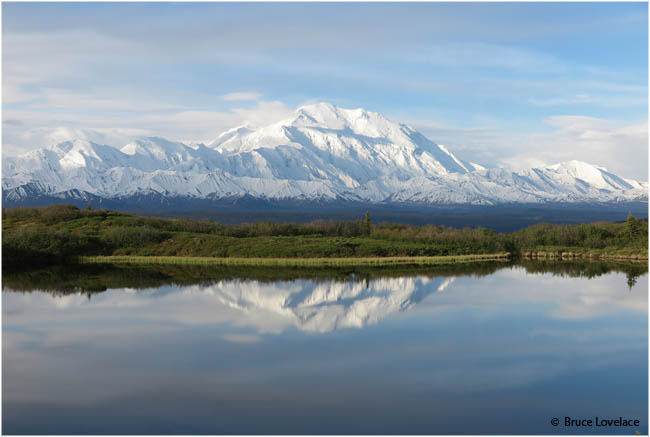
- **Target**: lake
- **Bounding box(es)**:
[2,261,648,434]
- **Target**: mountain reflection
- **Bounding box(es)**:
[3,260,647,334]
[192,276,454,333]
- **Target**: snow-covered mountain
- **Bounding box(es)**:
[3,102,647,206]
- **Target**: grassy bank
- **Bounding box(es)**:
[3,205,647,269]
[78,253,511,267]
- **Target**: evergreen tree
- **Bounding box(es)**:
[364,211,372,235]
[626,213,642,240]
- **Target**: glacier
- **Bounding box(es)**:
[3,102,648,206]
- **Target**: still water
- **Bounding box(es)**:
[3,262,648,434]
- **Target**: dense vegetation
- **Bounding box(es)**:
[2,204,647,269]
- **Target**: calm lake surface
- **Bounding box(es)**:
[3,261,648,434]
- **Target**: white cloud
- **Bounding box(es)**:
[222,91,262,101]
[29,89,184,112]
[499,116,648,179]
[528,92,647,108]
[2,100,295,155]
[409,113,648,181]
[2,86,37,104]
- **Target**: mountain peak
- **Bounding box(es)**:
[296,101,339,113]
[543,159,635,191]
[545,160,608,181]
[292,102,352,128]
[50,138,92,152]
[294,102,380,124]
[287,102,411,145]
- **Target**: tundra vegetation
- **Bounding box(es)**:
[2,204,647,270]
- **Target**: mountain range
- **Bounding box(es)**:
[3,102,647,207]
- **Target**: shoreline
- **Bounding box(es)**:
[76,252,648,267]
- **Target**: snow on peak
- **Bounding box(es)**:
[544,160,633,191]
[46,127,90,146]
[43,127,147,149]
[121,136,186,154]
[291,102,402,138]
[547,160,605,173]
[209,124,255,149]
[2,102,647,204]
[204,102,475,178]
[295,101,340,119]
[293,102,374,127]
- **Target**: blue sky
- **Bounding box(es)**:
[3,2,648,179]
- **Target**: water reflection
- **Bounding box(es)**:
[3,261,648,434]
[3,261,647,334]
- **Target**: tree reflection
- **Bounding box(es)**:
[2,259,647,296]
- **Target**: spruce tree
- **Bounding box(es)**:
[364,211,372,235]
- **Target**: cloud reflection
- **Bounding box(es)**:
[3,268,647,434]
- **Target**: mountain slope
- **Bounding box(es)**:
[3,103,647,206]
